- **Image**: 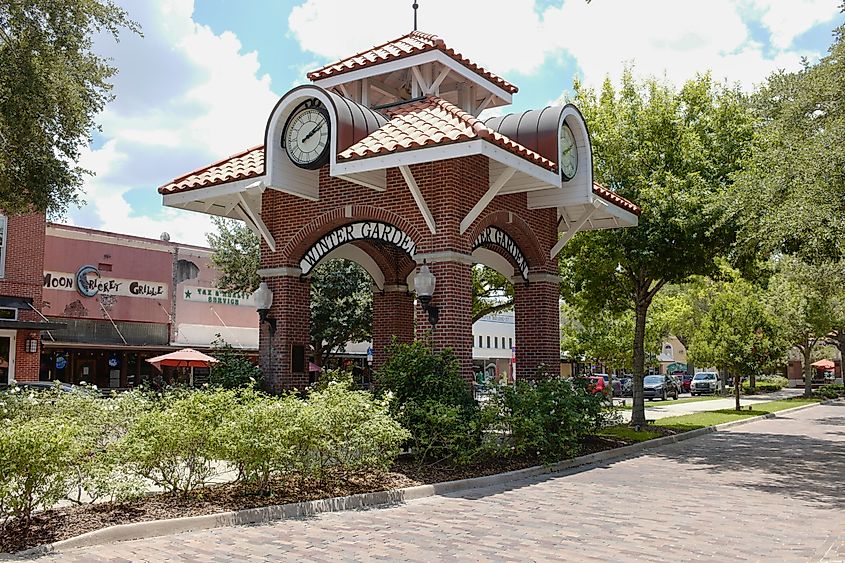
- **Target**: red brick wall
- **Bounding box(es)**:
[260,155,559,389]
[514,280,560,380]
[259,275,310,392]
[371,289,414,370]
[0,212,46,382]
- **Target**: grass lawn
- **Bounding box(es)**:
[655,399,820,431]
[597,425,662,442]
[615,395,722,410]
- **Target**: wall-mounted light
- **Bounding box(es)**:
[251,281,276,337]
[413,261,439,328]
[25,337,38,353]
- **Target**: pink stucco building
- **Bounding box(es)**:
[41,224,258,388]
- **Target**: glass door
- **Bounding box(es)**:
[0,336,10,384]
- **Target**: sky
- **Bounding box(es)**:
[69,0,844,247]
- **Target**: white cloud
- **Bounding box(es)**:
[72,0,279,246]
[750,0,840,49]
[288,0,831,92]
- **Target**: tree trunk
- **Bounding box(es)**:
[734,372,741,411]
[630,299,649,428]
[803,345,814,398]
[749,373,756,394]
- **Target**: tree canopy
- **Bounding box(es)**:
[560,71,755,426]
[0,0,138,216]
[730,6,845,264]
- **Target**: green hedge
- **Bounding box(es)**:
[0,381,408,524]
[816,384,845,399]
[742,376,788,393]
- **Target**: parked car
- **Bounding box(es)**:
[592,374,622,396]
[587,376,608,396]
[673,373,692,393]
[619,376,633,397]
[690,372,721,395]
[643,374,679,401]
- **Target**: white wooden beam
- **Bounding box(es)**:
[549,199,605,258]
[411,66,430,94]
[460,166,516,233]
[236,192,276,252]
[361,77,369,106]
[474,94,495,116]
[428,65,450,94]
[370,79,404,99]
[399,165,437,234]
[337,83,350,98]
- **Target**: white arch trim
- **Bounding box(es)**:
[472,247,515,279]
[313,244,386,290]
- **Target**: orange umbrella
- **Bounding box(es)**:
[811,359,835,370]
[145,348,219,372]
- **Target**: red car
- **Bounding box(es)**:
[587,376,607,395]
[673,373,692,393]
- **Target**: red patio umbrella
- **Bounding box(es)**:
[811,359,835,370]
[145,348,219,372]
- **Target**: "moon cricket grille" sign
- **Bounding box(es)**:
[299,222,418,275]
[474,227,530,281]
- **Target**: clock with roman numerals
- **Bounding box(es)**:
[282,98,331,169]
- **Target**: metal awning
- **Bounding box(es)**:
[0,320,67,330]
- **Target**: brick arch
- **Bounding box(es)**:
[468,210,546,273]
[282,205,425,265]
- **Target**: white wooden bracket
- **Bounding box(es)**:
[460,166,516,233]
[549,198,606,259]
[399,165,437,234]
[236,190,276,252]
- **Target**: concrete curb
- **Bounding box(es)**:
[10,398,841,559]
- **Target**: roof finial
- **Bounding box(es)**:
[413,2,419,31]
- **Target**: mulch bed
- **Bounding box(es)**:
[0,433,649,553]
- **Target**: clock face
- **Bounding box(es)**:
[282,99,330,169]
[559,122,578,180]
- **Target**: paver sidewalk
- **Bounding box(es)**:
[37,403,845,562]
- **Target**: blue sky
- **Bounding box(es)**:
[72,0,843,246]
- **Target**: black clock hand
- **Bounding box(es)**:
[302,122,324,142]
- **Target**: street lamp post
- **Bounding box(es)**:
[413,261,439,328]
[251,281,276,337]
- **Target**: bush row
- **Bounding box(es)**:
[742,375,788,393]
[376,341,617,466]
[815,384,845,400]
[0,381,408,525]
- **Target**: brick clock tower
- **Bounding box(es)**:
[161,31,640,390]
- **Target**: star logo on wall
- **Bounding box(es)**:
[184,290,192,298]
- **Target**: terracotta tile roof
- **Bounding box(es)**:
[338,96,555,171]
[592,183,641,216]
[158,146,264,194]
[307,31,518,95]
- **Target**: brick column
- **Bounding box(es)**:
[414,260,474,382]
[514,275,560,380]
[259,274,310,392]
[371,285,414,370]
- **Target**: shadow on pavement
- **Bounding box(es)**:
[649,410,845,509]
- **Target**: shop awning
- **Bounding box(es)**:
[0,319,66,330]
[0,296,33,309]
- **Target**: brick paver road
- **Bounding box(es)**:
[40,403,845,562]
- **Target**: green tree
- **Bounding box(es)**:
[0,0,139,215]
[309,259,372,366]
[766,257,843,397]
[730,6,845,264]
[207,218,261,294]
[560,71,755,427]
[693,269,783,410]
[472,265,513,322]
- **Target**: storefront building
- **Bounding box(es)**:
[0,212,64,384]
[40,224,258,389]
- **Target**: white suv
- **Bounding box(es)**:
[690,372,721,395]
